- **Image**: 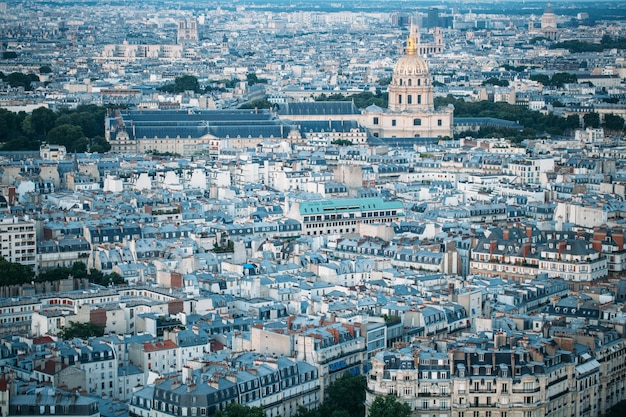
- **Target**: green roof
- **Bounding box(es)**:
[299,197,404,215]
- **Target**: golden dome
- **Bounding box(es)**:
[393,26,429,76]
[393,54,429,76]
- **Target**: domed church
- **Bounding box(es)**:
[359,26,453,139]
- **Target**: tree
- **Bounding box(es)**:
[603,113,625,132]
[31,106,57,136]
[377,76,392,86]
[481,77,509,87]
[215,404,265,417]
[159,75,201,94]
[90,135,112,153]
[331,139,353,146]
[566,114,580,130]
[58,321,105,340]
[2,51,17,59]
[0,256,35,286]
[529,74,550,85]
[550,72,577,88]
[583,112,600,128]
[320,373,366,417]
[368,396,412,417]
[294,406,319,417]
[3,72,39,90]
[239,99,274,109]
[607,400,626,417]
[246,73,267,85]
[47,124,87,151]
[39,65,52,74]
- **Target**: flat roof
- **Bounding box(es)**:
[299,197,403,215]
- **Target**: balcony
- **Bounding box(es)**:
[417,392,448,397]
[469,389,497,394]
[512,387,541,393]
[468,403,498,408]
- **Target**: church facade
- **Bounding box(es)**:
[358,27,453,139]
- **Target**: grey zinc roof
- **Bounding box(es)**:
[278,101,361,116]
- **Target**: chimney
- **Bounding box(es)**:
[489,238,497,256]
[525,225,533,241]
[503,228,509,241]
[511,352,515,376]
[557,240,566,260]
[613,228,624,251]
[592,227,607,255]
[182,366,193,384]
[523,241,531,258]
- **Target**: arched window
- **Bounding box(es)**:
[398,95,402,104]
[399,79,403,86]
[408,79,412,86]
[413,118,422,126]
[417,79,421,86]
[407,95,413,104]
[418,95,422,104]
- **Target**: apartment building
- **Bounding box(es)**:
[0,216,36,269]
[366,341,599,417]
[288,197,404,237]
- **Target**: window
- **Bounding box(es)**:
[501,383,508,393]
[408,79,412,86]
[373,117,379,125]
[408,95,413,104]
[392,120,397,127]
[418,95,422,104]
[413,118,421,126]
[398,95,402,104]
[438,119,442,126]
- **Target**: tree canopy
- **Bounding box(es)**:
[320,373,366,417]
[37,262,125,286]
[315,91,388,109]
[583,112,600,128]
[246,73,268,86]
[368,395,412,417]
[215,403,265,417]
[0,257,35,287]
[529,72,577,88]
[434,95,575,141]
[603,113,625,132]
[551,35,626,53]
[1,72,39,90]
[159,75,201,94]
[482,77,509,87]
[58,321,105,340]
[239,99,274,110]
[0,104,111,152]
